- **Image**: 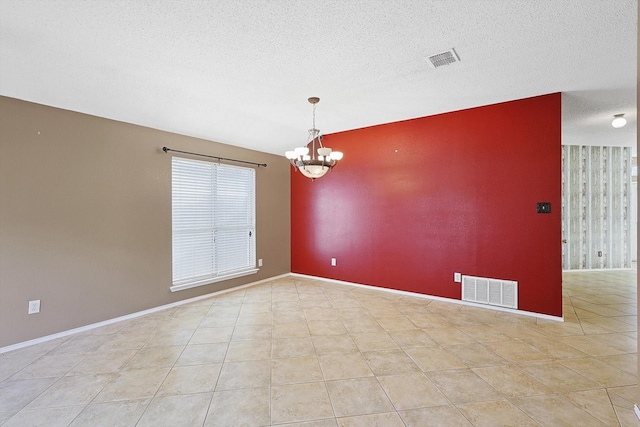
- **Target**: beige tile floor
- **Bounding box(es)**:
[0,270,638,426]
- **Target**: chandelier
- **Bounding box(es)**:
[285,97,343,180]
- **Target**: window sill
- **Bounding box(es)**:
[170,269,259,292]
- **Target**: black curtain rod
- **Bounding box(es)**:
[162,147,267,168]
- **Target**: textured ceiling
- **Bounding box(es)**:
[0,0,637,156]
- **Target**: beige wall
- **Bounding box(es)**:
[0,96,291,348]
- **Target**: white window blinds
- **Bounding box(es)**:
[171,157,256,292]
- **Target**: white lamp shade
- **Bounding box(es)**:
[330,151,344,161]
[294,146,310,156]
[317,147,332,156]
[299,164,329,179]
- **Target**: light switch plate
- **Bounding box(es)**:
[537,202,551,214]
[454,272,462,283]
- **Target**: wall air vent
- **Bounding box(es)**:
[427,48,460,68]
[461,275,518,309]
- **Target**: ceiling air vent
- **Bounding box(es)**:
[427,48,460,68]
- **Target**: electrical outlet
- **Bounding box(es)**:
[28,300,40,314]
[597,251,603,257]
[454,272,462,283]
[258,258,263,267]
[331,258,337,266]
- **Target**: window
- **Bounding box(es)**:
[171,156,257,292]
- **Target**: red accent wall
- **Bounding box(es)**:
[291,93,562,317]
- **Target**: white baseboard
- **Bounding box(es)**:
[291,273,564,322]
[0,273,289,354]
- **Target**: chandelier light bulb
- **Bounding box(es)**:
[612,114,627,128]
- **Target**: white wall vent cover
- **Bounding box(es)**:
[461,275,518,309]
[426,48,460,68]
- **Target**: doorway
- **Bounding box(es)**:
[561,145,634,270]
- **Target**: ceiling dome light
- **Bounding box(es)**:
[284,97,343,180]
[612,113,627,128]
